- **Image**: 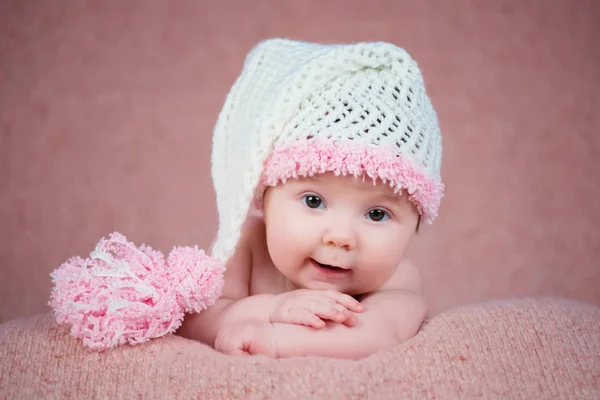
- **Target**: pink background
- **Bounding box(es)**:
[1,1,599,323]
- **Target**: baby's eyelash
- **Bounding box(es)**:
[365,208,392,222]
[299,191,317,199]
[300,192,326,209]
[367,205,393,215]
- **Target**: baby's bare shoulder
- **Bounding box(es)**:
[243,214,266,253]
[378,258,423,294]
[219,215,263,299]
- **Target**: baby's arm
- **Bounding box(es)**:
[270,288,425,359]
[244,259,426,359]
[177,220,274,347]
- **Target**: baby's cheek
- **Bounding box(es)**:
[362,234,406,279]
[363,258,397,286]
[266,219,305,262]
[366,233,403,261]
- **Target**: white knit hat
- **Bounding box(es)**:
[210,38,444,264]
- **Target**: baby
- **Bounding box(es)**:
[178,38,444,359]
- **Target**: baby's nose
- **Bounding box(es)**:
[322,224,357,250]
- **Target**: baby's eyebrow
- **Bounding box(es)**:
[370,191,402,203]
[304,175,324,183]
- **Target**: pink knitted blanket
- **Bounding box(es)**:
[1,298,599,399]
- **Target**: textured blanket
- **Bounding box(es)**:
[1,298,598,399]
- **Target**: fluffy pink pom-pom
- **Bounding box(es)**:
[49,232,224,351]
[167,246,225,313]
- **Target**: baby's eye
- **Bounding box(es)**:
[366,208,389,222]
[304,195,324,209]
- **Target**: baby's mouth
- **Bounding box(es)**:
[318,262,343,270]
[310,258,351,273]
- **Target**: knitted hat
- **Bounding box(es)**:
[210,38,444,264]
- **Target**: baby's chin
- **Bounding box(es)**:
[277,267,377,295]
[294,280,371,296]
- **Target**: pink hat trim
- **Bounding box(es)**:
[259,139,443,222]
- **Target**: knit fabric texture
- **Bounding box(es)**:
[211,38,443,264]
[2,299,599,399]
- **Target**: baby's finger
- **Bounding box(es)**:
[215,337,247,356]
[291,308,326,329]
[324,290,364,312]
[341,310,358,327]
[332,303,358,326]
[312,302,352,324]
[237,340,255,356]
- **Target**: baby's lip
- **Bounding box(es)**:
[311,258,353,270]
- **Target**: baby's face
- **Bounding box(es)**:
[262,172,419,296]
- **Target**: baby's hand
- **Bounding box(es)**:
[215,320,278,357]
[269,289,363,329]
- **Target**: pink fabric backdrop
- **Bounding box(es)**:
[1,0,599,323]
